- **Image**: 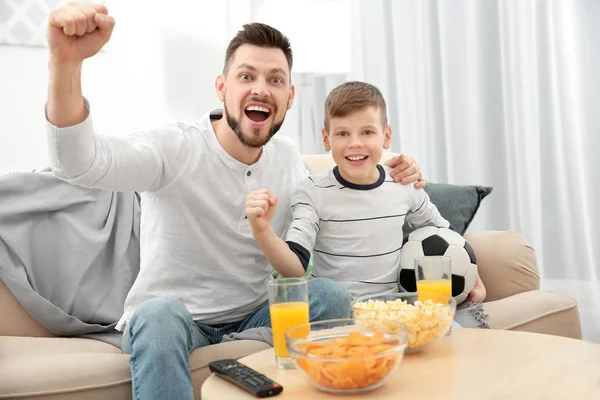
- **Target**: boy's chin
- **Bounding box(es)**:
[340,168,378,185]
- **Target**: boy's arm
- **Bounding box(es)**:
[247,190,307,278]
[46,101,191,192]
[405,188,450,229]
[247,182,320,278]
[253,229,306,278]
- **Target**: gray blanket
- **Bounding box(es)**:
[0,171,140,347]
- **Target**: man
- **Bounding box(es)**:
[46,3,426,399]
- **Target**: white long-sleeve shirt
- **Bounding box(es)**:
[285,165,450,298]
[47,105,308,329]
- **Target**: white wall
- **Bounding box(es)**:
[1,0,232,173]
[0,0,351,175]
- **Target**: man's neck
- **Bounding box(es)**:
[212,118,263,165]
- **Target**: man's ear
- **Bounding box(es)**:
[322,128,331,152]
[287,84,296,110]
[383,125,392,149]
[216,74,226,102]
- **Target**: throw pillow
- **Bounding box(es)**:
[403,183,493,236]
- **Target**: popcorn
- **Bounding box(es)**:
[352,298,453,349]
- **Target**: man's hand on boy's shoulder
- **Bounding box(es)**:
[385,154,428,189]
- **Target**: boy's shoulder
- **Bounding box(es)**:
[380,165,418,195]
[304,168,338,188]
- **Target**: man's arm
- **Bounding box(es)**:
[46,3,114,127]
[383,154,428,189]
[45,3,188,192]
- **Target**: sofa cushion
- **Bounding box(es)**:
[465,231,540,302]
[484,290,582,339]
[0,338,271,400]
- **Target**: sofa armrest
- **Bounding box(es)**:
[0,278,54,337]
[484,290,581,339]
[465,231,540,302]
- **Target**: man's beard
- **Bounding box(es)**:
[224,100,285,148]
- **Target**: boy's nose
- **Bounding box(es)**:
[349,137,364,147]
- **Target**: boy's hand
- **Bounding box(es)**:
[385,154,427,189]
[466,274,487,303]
[246,189,279,234]
[466,286,487,303]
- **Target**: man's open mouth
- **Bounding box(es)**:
[244,105,271,123]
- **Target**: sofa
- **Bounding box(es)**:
[0,154,582,400]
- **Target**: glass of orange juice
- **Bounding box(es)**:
[268,277,309,369]
[415,256,452,303]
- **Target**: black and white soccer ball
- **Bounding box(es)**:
[399,226,478,304]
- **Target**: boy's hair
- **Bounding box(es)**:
[324,81,388,131]
[223,23,293,74]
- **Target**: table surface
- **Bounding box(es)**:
[201,329,600,399]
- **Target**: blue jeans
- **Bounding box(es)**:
[121,278,352,400]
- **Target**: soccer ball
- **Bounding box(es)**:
[399,226,478,304]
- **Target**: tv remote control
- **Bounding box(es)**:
[208,359,283,398]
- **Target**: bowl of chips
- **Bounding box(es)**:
[351,292,456,352]
[285,318,408,393]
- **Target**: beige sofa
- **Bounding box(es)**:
[0,155,582,400]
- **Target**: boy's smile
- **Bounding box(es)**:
[323,106,392,185]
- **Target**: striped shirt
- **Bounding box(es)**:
[285,165,449,298]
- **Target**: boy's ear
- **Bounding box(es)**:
[216,75,225,102]
[383,125,392,149]
[322,128,331,152]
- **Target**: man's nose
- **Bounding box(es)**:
[251,80,270,98]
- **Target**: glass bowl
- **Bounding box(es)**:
[351,292,456,352]
[285,318,408,394]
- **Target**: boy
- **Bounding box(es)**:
[246,81,487,302]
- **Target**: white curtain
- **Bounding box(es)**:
[350,0,599,338]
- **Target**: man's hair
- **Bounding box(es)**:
[324,81,388,131]
[223,23,293,73]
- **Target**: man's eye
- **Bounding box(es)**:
[240,73,252,80]
[272,77,283,84]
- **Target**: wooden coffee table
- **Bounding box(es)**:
[202,329,600,399]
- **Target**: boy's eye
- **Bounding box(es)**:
[363,130,374,135]
[336,132,348,136]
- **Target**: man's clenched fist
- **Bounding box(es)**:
[47,2,115,64]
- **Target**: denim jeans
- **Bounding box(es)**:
[121,278,352,400]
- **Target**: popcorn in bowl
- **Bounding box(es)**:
[351,292,456,351]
